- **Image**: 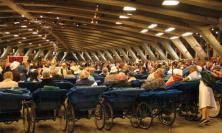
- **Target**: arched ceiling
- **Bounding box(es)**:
[0,0,221,52]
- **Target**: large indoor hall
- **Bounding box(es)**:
[0,0,222,133]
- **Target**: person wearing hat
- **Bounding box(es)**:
[166,69,183,86]
[0,71,18,88]
[10,61,21,82]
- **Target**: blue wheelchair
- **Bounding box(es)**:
[136,89,183,128]
[26,87,67,133]
[65,86,108,133]
[94,87,144,130]
[95,87,183,130]
[0,88,31,133]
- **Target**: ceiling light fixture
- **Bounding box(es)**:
[38,34,42,37]
[116,22,122,25]
[29,43,32,45]
[140,29,148,33]
[18,41,22,44]
[170,36,179,40]
[165,27,175,32]
[32,32,38,35]
[21,25,27,28]
[22,37,26,39]
[46,39,50,42]
[123,6,136,11]
[162,0,180,6]
[156,32,164,36]
[5,32,10,34]
[42,37,46,40]
[14,22,20,24]
[148,24,158,29]
[127,13,133,16]
[119,15,129,19]
[13,34,19,37]
[56,17,60,19]
[40,15,43,18]
[28,28,33,31]
[216,31,219,34]
[182,32,193,37]
[21,15,25,17]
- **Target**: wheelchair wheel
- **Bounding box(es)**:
[23,107,30,133]
[184,102,201,121]
[129,112,140,128]
[158,107,176,127]
[29,105,36,133]
[66,101,75,133]
[94,103,105,130]
[104,102,113,130]
[137,102,153,129]
[58,104,67,131]
[209,97,221,118]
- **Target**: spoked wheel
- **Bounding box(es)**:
[66,101,75,133]
[184,102,201,121]
[94,103,105,130]
[129,113,140,128]
[22,106,30,133]
[29,105,36,133]
[137,102,153,129]
[158,107,176,127]
[58,104,67,131]
[209,97,221,118]
[104,102,113,131]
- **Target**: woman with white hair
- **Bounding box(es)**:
[0,71,18,88]
[76,70,97,86]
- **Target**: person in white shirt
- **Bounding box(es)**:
[0,71,18,88]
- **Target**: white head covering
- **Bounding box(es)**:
[196,65,202,72]
[10,61,20,70]
[110,66,118,74]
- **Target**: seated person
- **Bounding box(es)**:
[99,67,109,77]
[183,65,201,81]
[211,65,222,79]
[51,69,63,80]
[27,69,41,82]
[127,72,137,82]
[41,69,56,86]
[64,70,75,78]
[166,69,183,86]
[105,66,128,86]
[0,71,18,88]
[76,70,97,86]
[142,68,166,90]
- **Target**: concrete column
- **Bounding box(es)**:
[33,49,43,60]
[84,52,93,61]
[97,51,107,61]
[127,47,138,61]
[90,52,100,61]
[142,44,156,60]
[133,47,147,61]
[161,41,179,60]
[14,48,23,56]
[25,48,33,56]
[198,27,222,56]
[111,49,122,61]
[183,35,207,59]
[61,52,68,62]
[0,46,12,59]
[150,43,167,60]
[171,39,193,59]
[71,52,79,61]
[52,51,60,63]
[118,48,129,61]
[78,52,86,61]
[44,50,52,60]
[104,50,114,61]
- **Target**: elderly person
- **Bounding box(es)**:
[76,70,97,86]
[64,70,75,78]
[41,69,56,86]
[142,68,165,90]
[0,71,18,88]
[10,61,20,82]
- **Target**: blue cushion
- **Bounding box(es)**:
[18,82,43,93]
[55,82,74,90]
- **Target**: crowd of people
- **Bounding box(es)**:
[0,56,222,126]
